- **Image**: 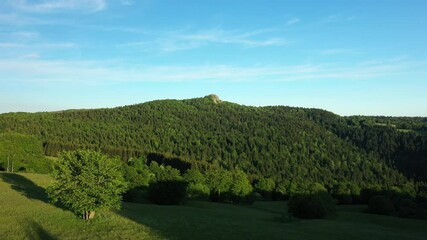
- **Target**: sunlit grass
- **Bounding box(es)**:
[1,172,426,240]
[0,172,162,240]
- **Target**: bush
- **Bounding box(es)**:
[148,180,187,205]
[368,195,395,215]
[288,192,336,219]
[396,198,418,218]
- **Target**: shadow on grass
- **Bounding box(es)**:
[23,220,58,240]
[116,203,175,240]
[0,173,48,202]
[0,173,73,218]
[116,201,285,240]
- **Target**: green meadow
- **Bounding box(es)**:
[1,172,426,240]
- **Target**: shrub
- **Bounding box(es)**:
[396,198,418,218]
[368,195,395,215]
[288,192,336,219]
[148,180,187,205]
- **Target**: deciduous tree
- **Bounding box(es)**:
[47,150,128,220]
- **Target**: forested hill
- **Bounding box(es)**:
[0,95,426,189]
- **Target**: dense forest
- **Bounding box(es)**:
[0,95,426,197]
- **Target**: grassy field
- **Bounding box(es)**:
[1,172,426,240]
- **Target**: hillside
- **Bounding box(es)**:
[1,95,426,191]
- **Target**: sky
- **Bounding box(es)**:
[0,0,426,116]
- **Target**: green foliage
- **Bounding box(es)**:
[254,177,275,200]
[186,183,210,200]
[416,181,427,201]
[183,169,210,200]
[206,168,233,201]
[288,192,336,219]
[1,96,425,197]
[122,157,153,203]
[395,198,423,219]
[332,182,361,204]
[366,192,427,219]
[47,150,128,219]
[147,180,187,205]
[149,162,182,182]
[123,157,153,189]
[368,195,395,215]
[0,133,52,173]
[229,169,253,203]
[183,168,206,184]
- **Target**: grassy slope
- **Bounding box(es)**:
[1,173,426,240]
[0,173,162,240]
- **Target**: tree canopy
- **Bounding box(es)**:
[47,150,128,220]
[1,96,426,196]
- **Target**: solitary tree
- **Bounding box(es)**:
[47,150,128,220]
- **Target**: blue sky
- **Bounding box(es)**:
[0,0,426,116]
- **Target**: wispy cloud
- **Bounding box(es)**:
[119,0,133,6]
[1,58,424,85]
[319,15,356,24]
[287,18,300,26]
[119,28,286,52]
[20,53,40,59]
[0,42,25,48]
[0,13,46,25]
[9,0,107,13]
[0,42,76,49]
[10,31,40,40]
[319,48,363,55]
[181,29,284,47]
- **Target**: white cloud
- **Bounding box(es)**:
[1,58,424,85]
[119,28,286,52]
[9,0,107,13]
[287,18,300,26]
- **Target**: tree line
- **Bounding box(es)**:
[1,95,426,199]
